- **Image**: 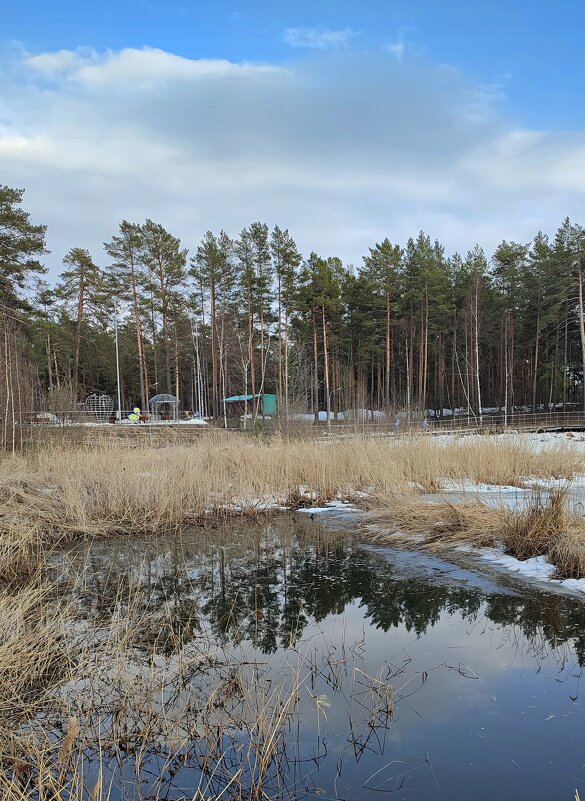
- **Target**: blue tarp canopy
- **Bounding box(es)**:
[224,394,257,402]
[223,393,277,416]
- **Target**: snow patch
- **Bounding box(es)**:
[441,479,526,494]
[456,544,585,594]
[296,501,361,515]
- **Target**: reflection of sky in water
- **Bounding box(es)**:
[52,518,585,800]
[285,598,583,799]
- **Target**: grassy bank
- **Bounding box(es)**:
[2,430,581,534]
[0,431,582,581]
[364,488,585,579]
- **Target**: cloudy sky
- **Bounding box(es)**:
[1,0,584,280]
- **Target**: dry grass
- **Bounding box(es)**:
[365,488,585,579]
[0,431,580,582]
[0,432,580,543]
[0,578,72,786]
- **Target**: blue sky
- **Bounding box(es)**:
[4,0,584,128]
[1,1,584,277]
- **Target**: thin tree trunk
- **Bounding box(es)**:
[422,290,429,412]
[129,256,147,412]
[451,322,457,412]
[385,290,391,409]
[258,296,265,421]
[277,272,283,418]
[532,303,541,413]
[578,261,585,412]
[53,348,60,389]
[504,312,509,427]
[46,331,53,392]
[174,325,180,401]
[210,278,218,420]
[322,304,331,433]
[157,258,172,395]
[248,296,256,400]
[312,309,319,422]
[405,331,411,425]
[284,306,290,426]
[474,277,482,423]
[563,313,568,411]
[72,264,84,397]
[150,287,158,389]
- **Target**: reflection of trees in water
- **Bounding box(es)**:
[55,520,585,664]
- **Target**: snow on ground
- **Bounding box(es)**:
[456,545,585,595]
[440,479,527,494]
[282,429,585,596]
[296,500,361,515]
[438,474,585,514]
[432,430,585,452]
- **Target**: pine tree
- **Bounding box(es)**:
[270,226,302,419]
[104,222,149,412]
[492,241,529,416]
[361,238,402,409]
[249,222,273,417]
[459,246,489,418]
[0,185,47,312]
[297,253,343,423]
[140,220,188,396]
[192,231,236,420]
[399,233,451,413]
[521,233,554,410]
[55,248,106,398]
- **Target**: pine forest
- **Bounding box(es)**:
[3,183,585,433]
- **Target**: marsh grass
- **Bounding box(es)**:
[0,433,580,552]
[365,488,585,579]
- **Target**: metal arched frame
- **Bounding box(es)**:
[148,393,180,422]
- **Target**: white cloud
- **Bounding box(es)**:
[25,46,282,87]
[0,45,584,280]
[283,27,354,49]
[26,48,94,74]
[385,39,406,60]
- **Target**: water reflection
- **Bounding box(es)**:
[56,518,585,664]
[44,517,585,801]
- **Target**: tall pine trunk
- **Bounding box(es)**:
[312,309,319,422]
[474,276,482,423]
[72,263,84,397]
[130,257,147,412]
[385,290,391,409]
[322,304,331,430]
[577,261,585,412]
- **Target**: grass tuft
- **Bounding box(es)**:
[366,488,585,580]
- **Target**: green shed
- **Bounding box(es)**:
[223,393,277,418]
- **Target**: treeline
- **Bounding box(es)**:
[3,183,585,426]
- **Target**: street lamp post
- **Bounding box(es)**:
[114,302,122,423]
[191,319,204,419]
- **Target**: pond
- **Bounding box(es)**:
[46,512,585,801]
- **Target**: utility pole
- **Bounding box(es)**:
[191,318,204,418]
[114,302,123,423]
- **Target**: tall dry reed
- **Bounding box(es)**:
[1,433,581,541]
[365,488,585,579]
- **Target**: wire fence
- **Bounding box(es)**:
[14,407,585,449]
